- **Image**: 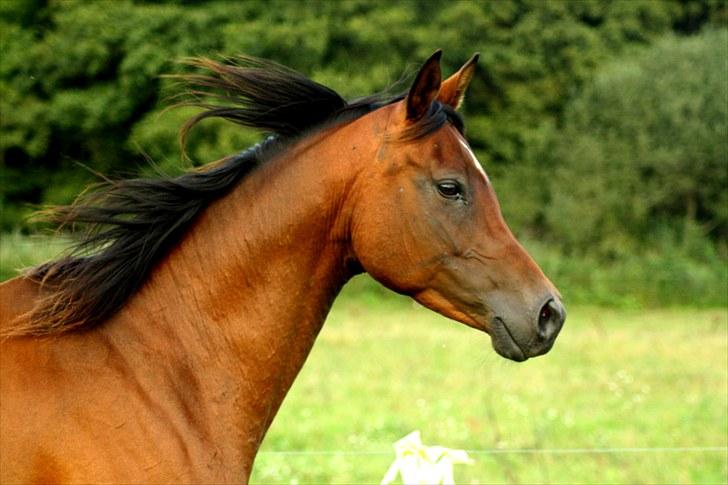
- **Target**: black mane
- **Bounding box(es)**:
[17,55,463,336]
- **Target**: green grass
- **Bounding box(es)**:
[0,232,68,281]
[251,284,728,484]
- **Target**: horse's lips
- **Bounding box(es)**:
[490,317,528,362]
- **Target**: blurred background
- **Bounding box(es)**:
[0,1,726,483]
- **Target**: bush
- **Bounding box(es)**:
[523,237,727,308]
[544,29,727,256]
[492,29,728,307]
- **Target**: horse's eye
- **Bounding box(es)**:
[437,180,462,200]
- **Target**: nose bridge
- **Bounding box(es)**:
[476,182,560,308]
[474,187,565,360]
[479,189,549,285]
[488,228,556,299]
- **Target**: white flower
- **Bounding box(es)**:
[381,431,473,485]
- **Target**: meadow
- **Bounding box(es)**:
[1,234,726,484]
[252,288,727,484]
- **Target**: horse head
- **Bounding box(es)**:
[350,51,565,361]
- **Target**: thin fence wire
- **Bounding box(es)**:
[258,446,728,456]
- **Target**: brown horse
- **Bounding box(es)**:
[0,51,564,483]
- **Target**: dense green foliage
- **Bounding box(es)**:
[1,0,726,306]
[497,29,728,308]
[517,30,727,256]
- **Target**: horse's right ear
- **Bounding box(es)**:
[438,53,479,109]
[405,50,442,122]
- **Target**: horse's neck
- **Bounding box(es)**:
[108,121,373,473]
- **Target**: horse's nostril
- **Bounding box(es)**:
[537,299,564,340]
[539,304,552,323]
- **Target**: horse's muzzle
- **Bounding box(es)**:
[490,298,566,362]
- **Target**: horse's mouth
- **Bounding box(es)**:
[490,317,528,362]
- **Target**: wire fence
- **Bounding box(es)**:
[258,446,728,456]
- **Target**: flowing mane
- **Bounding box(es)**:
[13,55,463,337]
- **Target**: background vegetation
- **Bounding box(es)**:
[1,0,726,307]
[1,2,726,483]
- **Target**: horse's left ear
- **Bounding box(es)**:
[438,53,479,109]
[405,50,443,122]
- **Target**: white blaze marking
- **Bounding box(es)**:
[457,138,489,183]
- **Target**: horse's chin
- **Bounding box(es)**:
[490,317,529,362]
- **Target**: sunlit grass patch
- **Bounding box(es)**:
[252,292,728,484]
[0,232,69,281]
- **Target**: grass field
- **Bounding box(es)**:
[0,232,69,281]
[251,284,727,484]
[1,234,726,483]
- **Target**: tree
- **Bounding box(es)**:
[542,29,727,257]
[1,0,725,231]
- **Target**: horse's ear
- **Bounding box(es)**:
[405,50,443,122]
[438,53,479,110]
